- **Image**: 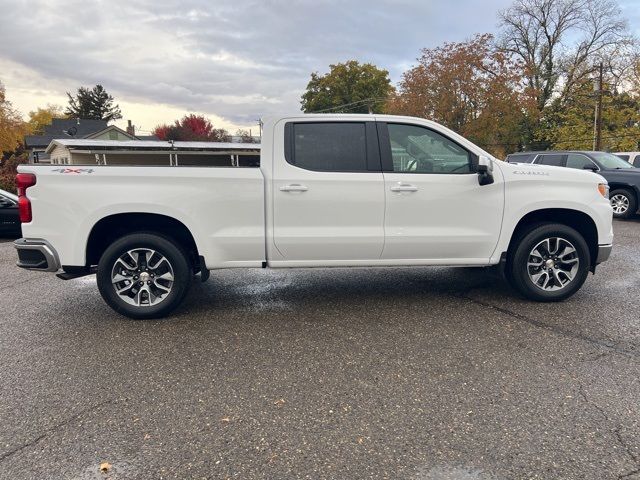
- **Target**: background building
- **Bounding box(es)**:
[24,119,156,163]
[45,139,260,167]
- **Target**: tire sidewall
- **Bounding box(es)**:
[610,189,636,219]
[97,233,192,319]
[510,224,590,302]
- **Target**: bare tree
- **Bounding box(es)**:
[499,0,632,111]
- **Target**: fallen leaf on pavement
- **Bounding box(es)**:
[99,462,111,473]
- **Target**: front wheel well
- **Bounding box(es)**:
[86,213,200,269]
[507,209,599,267]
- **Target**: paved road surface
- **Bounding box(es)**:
[0,221,638,479]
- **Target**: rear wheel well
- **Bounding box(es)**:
[86,213,200,269]
[507,209,599,267]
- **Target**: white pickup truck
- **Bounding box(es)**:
[15,114,613,319]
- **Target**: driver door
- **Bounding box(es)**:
[378,122,503,262]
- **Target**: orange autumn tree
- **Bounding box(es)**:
[387,34,533,158]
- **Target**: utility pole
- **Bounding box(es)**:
[593,62,604,151]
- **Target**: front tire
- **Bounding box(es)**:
[509,224,590,302]
[96,233,192,319]
[609,189,637,219]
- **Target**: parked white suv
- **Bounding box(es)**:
[14,114,614,318]
[614,152,640,167]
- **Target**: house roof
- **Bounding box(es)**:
[85,125,136,140]
[45,139,261,154]
[24,118,109,148]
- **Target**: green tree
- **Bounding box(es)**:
[301,61,393,114]
[65,85,122,121]
[0,81,27,157]
[26,104,65,135]
[540,78,640,151]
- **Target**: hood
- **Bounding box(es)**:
[602,167,640,174]
[497,160,607,184]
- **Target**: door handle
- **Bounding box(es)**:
[390,182,418,192]
[280,184,308,192]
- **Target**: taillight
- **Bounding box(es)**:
[16,173,36,223]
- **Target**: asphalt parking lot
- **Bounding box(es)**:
[0,221,639,480]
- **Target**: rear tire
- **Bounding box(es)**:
[610,188,637,219]
[96,233,192,319]
[509,223,590,302]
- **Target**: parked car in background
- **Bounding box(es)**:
[0,188,21,237]
[614,152,640,168]
[506,150,640,219]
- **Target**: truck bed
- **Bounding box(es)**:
[18,165,266,269]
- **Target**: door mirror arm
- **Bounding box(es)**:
[477,156,494,186]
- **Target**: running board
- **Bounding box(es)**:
[56,266,96,280]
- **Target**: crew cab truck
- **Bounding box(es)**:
[14,114,614,319]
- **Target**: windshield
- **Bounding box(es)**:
[590,152,634,169]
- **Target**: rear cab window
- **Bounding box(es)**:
[284,122,379,172]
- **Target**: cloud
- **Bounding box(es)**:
[0,0,514,129]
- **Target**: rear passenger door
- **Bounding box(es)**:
[272,121,385,262]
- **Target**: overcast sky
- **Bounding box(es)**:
[1,0,639,134]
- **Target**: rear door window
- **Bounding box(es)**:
[536,154,566,167]
[288,122,368,172]
[507,153,535,163]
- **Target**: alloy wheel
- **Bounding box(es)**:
[611,194,630,215]
[527,237,580,291]
[111,248,174,307]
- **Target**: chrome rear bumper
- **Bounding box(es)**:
[14,238,61,272]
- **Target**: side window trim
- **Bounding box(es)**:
[283,121,381,173]
[0,194,16,206]
[377,121,477,174]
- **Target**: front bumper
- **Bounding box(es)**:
[14,238,61,272]
[596,244,612,264]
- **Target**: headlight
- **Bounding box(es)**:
[598,183,609,199]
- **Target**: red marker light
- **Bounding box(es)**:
[15,173,36,223]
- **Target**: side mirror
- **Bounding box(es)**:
[477,155,494,186]
[583,164,598,172]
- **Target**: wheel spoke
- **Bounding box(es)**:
[153,280,171,293]
[148,256,168,271]
[116,281,136,295]
[156,271,174,281]
[112,273,129,284]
